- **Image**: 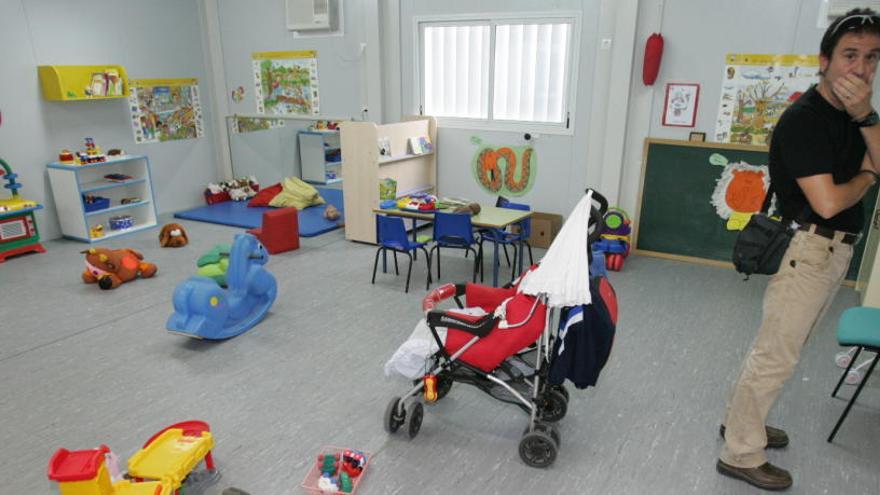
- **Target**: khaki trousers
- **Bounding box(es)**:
[721,230,853,468]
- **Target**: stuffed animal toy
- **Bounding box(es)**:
[82,247,158,290]
[159,223,189,247]
[323,204,341,221]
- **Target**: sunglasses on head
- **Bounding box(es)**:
[830,13,880,37]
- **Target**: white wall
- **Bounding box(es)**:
[217,0,376,183]
[397,0,614,216]
[618,0,877,222]
[0,0,220,241]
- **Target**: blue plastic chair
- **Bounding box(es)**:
[372,215,432,293]
[828,306,880,442]
[429,211,482,282]
[480,200,533,282]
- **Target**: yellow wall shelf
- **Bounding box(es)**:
[38,65,129,101]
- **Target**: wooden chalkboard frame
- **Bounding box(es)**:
[633,138,871,285]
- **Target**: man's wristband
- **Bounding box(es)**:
[859,169,880,183]
[855,110,880,127]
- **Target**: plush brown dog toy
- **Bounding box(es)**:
[159,223,189,247]
[82,247,158,290]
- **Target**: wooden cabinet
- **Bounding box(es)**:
[340,116,437,243]
[47,155,158,242]
[298,129,342,184]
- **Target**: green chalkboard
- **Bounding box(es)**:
[635,139,876,281]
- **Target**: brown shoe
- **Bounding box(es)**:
[720,424,789,449]
[716,460,793,491]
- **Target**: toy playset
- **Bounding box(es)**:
[395,193,437,212]
[48,420,216,495]
[301,447,371,495]
[0,157,46,263]
[591,207,632,272]
[167,233,277,340]
[60,138,108,165]
[82,247,158,290]
[159,223,189,247]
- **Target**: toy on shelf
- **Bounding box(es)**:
[90,224,105,239]
[0,157,46,263]
[167,233,277,340]
[108,215,134,230]
[302,447,371,495]
[159,223,189,248]
[48,420,216,495]
[74,137,107,164]
[59,149,76,164]
[82,247,158,290]
[591,207,632,272]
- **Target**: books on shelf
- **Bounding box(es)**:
[408,135,433,155]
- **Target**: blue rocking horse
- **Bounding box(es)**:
[167,233,277,340]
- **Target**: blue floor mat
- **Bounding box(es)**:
[174,187,344,237]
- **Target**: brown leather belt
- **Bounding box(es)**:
[797,223,860,244]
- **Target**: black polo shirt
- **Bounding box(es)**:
[768,85,864,233]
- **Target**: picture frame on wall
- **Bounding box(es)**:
[662,83,700,127]
[689,131,706,142]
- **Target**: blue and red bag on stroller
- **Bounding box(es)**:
[383,189,618,468]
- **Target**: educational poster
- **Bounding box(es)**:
[470,136,536,197]
[714,54,819,145]
[252,50,320,115]
[709,152,769,231]
[231,117,285,134]
[128,79,203,143]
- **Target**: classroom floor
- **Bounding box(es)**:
[1,217,878,494]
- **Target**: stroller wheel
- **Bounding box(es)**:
[384,397,405,434]
[524,422,560,449]
[550,384,569,403]
[539,389,568,423]
[519,430,558,468]
[406,402,424,439]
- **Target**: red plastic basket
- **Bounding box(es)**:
[300,446,372,495]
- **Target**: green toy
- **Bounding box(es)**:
[339,472,353,493]
[196,244,231,286]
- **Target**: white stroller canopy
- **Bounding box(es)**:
[518,190,594,308]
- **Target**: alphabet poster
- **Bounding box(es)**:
[471,136,536,196]
[714,54,819,146]
[128,79,204,143]
[252,50,320,115]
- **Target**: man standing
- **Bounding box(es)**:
[717,9,880,491]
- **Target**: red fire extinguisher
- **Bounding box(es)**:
[643,33,664,85]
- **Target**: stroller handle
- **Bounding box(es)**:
[422,283,465,314]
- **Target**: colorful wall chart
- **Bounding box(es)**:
[232,117,285,134]
[471,137,536,196]
[714,54,819,146]
[252,50,320,115]
[709,153,769,231]
[129,79,204,143]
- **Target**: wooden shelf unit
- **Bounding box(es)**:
[47,155,158,242]
[341,116,437,243]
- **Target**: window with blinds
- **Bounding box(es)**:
[418,15,578,132]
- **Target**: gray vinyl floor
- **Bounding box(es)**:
[1,216,877,494]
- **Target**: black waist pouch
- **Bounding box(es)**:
[732,213,795,278]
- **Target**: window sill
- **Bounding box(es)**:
[432,116,575,136]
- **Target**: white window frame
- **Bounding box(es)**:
[413,12,582,136]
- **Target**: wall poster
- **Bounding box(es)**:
[471,136,536,197]
[714,54,819,146]
[252,50,320,115]
[128,78,204,143]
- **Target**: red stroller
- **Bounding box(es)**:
[384,189,614,468]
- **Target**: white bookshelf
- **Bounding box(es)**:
[341,115,437,243]
[299,129,343,184]
[46,155,159,242]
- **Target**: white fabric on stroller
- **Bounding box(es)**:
[384,307,487,379]
[518,190,594,307]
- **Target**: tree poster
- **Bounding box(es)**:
[128,79,204,143]
[252,50,320,115]
[714,54,819,146]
